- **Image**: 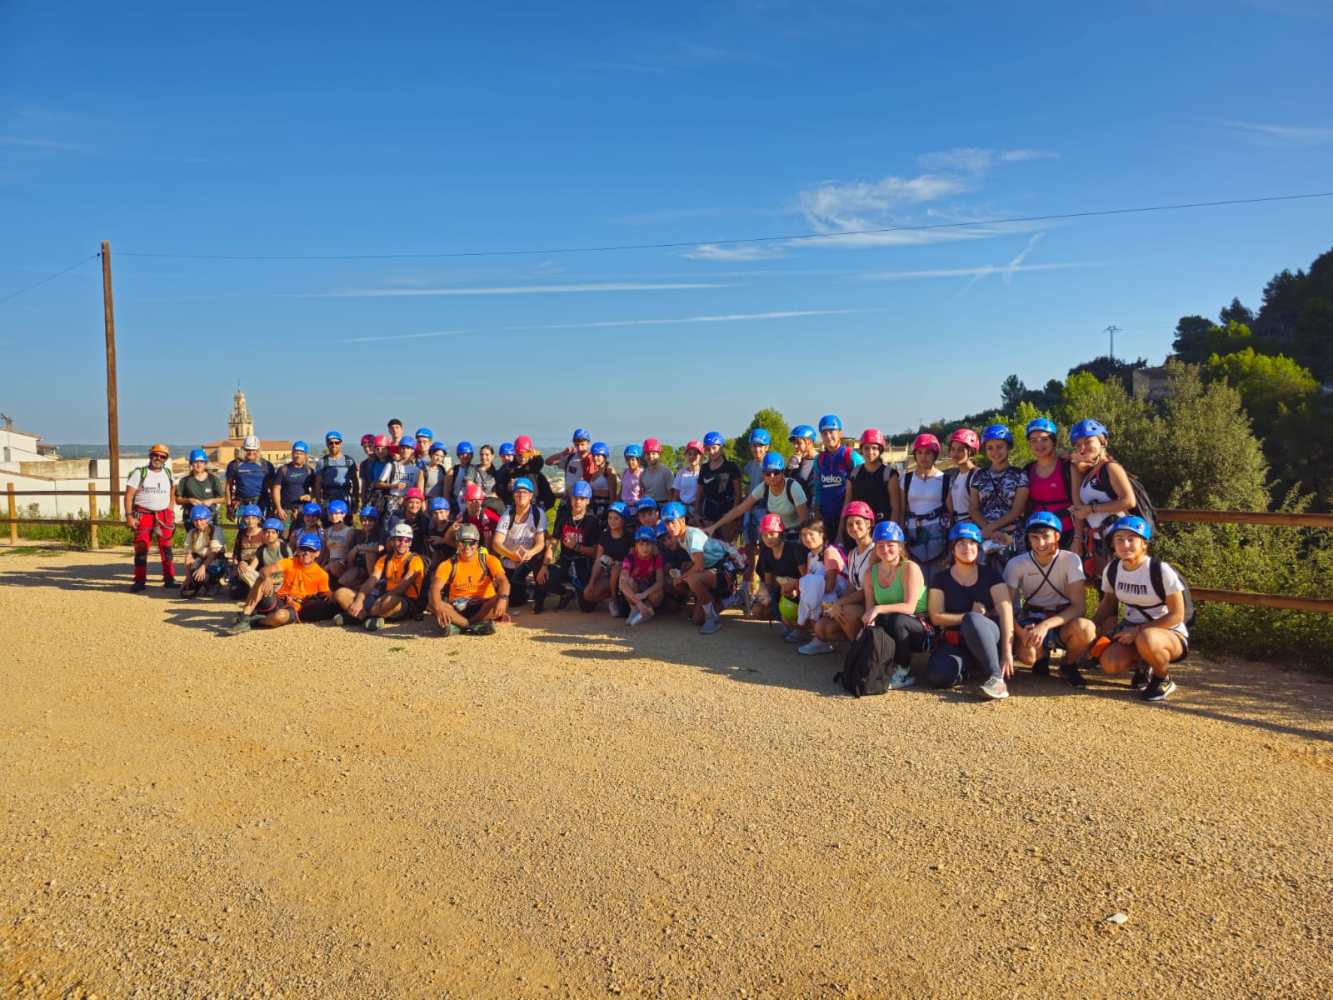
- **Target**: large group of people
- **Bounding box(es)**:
[123,414,1192,702]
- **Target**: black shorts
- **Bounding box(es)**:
[1017,609,1069,652]
[297,595,339,622]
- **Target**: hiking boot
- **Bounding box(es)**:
[889,666,915,690]
[162,576,177,588]
[471,620,496,636]
[798,638,835,656]
[364,617,384,632]
[1060,662,1088,689]
[626,609,643,627]
[699,615,722,636]
[1142,675,1177,702]
[980,675,1010,700]
[1130,667,1150,691]
[130,580,147,593]
[223,617,253,636]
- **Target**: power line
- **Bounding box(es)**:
[0,253,99,306]
[112,190,1333,262]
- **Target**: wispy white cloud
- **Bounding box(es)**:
[682,243,786,261]
[0,135,83,152]
[323,281,734,298]
[337,329,467,344]
[863,261,1099,282]
[999,232,1045,285]
[918,147,995,174]
[1223,120,1333,145]
[997,148,1060,163]
[510,309,859,332]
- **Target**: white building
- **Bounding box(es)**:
[1,422,146,519]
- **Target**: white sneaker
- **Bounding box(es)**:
[980,675,1010,700]
[889,666,915,689]
[798,638,835,656]
[627,609,643,626]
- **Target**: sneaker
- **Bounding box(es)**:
[223,617,253,636]
[1060,662,1088,689]
[130,580,147,593]
[720,591,744,612]
[1141,676,1177,702]
[1130,667,1150,691]
[331,613,346,627]
[798,638,835,656]
[782,628,805,644]
[440,623,461,637]
[556,590,575,611]
[699,615,722,636]
[980,675,1010,700]
[626,609,643,627]
[472,620,496,636]
[889,666,915,690]
[364,617,384,632]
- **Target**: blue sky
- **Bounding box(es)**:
[3,0,1332,449]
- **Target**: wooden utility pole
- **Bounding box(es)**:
[101,241,120,512]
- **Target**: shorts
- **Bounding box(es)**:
[1017,608,1071,652]
[1112,621,1190,660]
[451,597,488,617]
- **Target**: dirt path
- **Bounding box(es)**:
[1,550,1330,998]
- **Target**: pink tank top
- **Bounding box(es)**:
[1026,460,1073,532]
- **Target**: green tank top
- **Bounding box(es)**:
[872,561,927,614]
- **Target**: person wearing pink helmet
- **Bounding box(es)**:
[671,440,704,519]
[500,434,554,510]
[363,434,394,513]
[946,428,980,521]
[754,512,803,639]
[639,437,674,504]
[448,481,502,550]
[386,486,430,551]
[843,428,902,530]
[902,433,954,566]
[810,499,878,649]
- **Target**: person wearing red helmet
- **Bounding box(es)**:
[447,481,502,550]
[357,434,379,507]
[671,440,704,519]
[843,428,902,530]
[639,437,674,504]
[363,434,393,512]
[501,435,555,510]
[902,433,954,566]
[811,500,877,648]
[124,444,178,591]
[374,441,418,516]
[946,428,980,521]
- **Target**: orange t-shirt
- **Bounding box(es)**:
[374,551,426,600]
[275,557,331,606]
[433,552,504,601]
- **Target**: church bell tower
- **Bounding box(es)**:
[228,388,254,440]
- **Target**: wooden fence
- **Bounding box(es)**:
[4,483,1332,613]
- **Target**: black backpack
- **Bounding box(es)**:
[834,627,895,697]
[1092,462,1158,538]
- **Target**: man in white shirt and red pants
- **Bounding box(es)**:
[124,443,178,591]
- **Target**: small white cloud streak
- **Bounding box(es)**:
[510,309,859,332]
[998,148,1060,162]
[1001,232,1045,285]
[863,261,1100,281]
[0,135,82,152]
[682,243,786,261]
[918,147,994,174]
[338,329,467,344]
[324,282,734,298]
[1223,120,1333,144]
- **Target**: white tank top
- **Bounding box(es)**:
[906,469,947,517]
[949,468,973,519]
[1079,463,1117,532]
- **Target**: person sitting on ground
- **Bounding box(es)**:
[1090,515,1190,703]
[755,513,803,640]
[271,441,316,528]
[322,500,357,587]
[225,435,275,518]
[448,482,502,551]
[619,526,666,626]
[247,516,292,595]
[844,428,902,528]
[333,522,426,631]
[124,443,178,591]
[427,523,509,636]
[228,504,266,599]
[286,501,325,552]
[584,442,618,520]
[225,531,338,634]
[345,505,383,588]
[811,500,876,649]
[385,487,429,550]
[422,497,454,571]
[793,515,847,655]
[537,480,601,612]
[418,441,453,501]
[661,501,739,635]
[635,496,661,536]
[1005,511,1097,687]
[180,505,227,598]
[314,430,359,515]
[925,522,1015,700]
[491,476,547,609]
[706,451,810,542]
[697,432,743,540]
[176,448,226,527]
[902,433,953,567]
[860,520,931,690]
[640,438,674,504]
[946,428,980,523]
[969,424,1029,569]
[658,518,694,610]
[584,501,632,613]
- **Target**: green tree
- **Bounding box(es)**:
[1172,319,1253,365]
[1000,374,1027,411]
[727,408,791,466]
[1066,355,1148,391]
[1203,347,1318,436]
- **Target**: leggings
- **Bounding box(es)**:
[926,612,1002,688]
[506,553,545,606]
[875,612,930,668]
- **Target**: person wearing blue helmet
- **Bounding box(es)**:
[322,499,357,586]
[661,502,740,634]
[618,527,667,626]
[271,441,316,528]
[620,444,645,505]
[968,424,1029,570]
[1091,515,1191,702]
[585,500,632,613]
[859,519,931,689]
[314,431,359,515]
[286,501,326,554]
[179,504,228,598]
[698,431,743,541]
[585,442,619,520]
[707,450,810,541]
[737,429,774,611]
[228,503,267,598]
[814,414,864,542]
[1021,417,1074,548]
[226,531,337,634]
[176,447,225,527]
[786,425,819,504]
[492,476,547,610]
[925,521,1016,700]
[418,441,453,501]
[446,441,477,511]
[343,505,384,589]
[1068,418,1140,583]
[1004,511,1096,687]
[537,479,602,612]
[546,428,594,501]
[413,427,435,462]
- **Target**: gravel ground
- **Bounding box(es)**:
[1,549,1330,999]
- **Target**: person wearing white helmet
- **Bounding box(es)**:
[333,521,426,631]
[225,435,275,518]
[124,443,178,592]
[176,447,225,528]
[225,531,337,634]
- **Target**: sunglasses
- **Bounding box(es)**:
[457,540,478,548]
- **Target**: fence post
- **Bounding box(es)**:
[6,484,15,545]
[88,482,99,550]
